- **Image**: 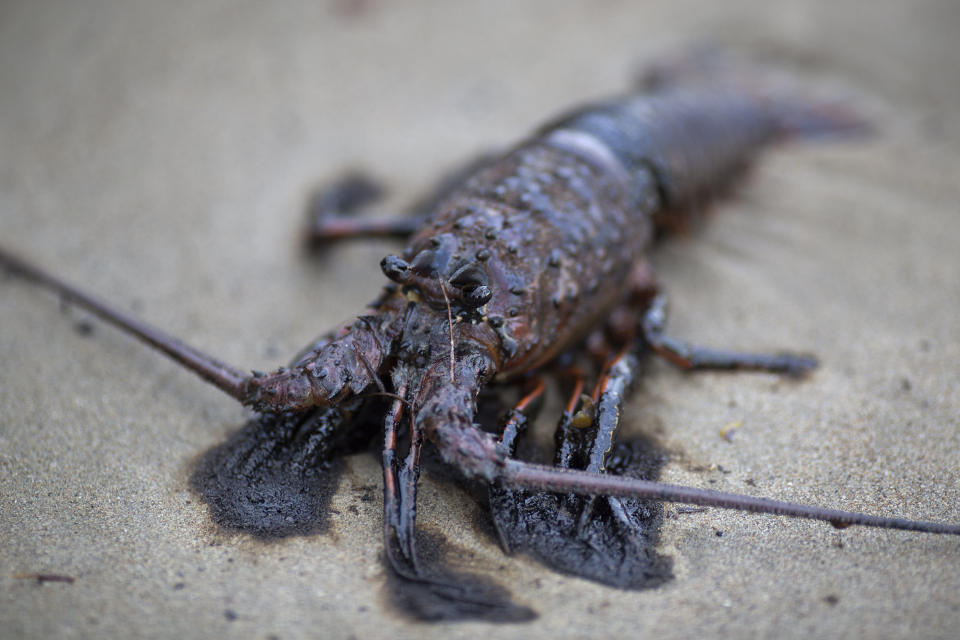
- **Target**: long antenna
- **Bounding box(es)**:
[502,460,960,535]
[1,247,250,401]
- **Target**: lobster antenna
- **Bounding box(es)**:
[1,247,251,402]
[437,277,456,383]
[502,460,960,535]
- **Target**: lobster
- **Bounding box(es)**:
[2,54,958,619]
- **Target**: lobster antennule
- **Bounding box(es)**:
[500,460,960,535]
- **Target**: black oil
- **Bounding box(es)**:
[188,381,668,620]
[189,400,534,622]
[189,400,377,538]
[489,435,674,589]
[384,528,536,623]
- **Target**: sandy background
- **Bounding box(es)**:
[1,1,958,638]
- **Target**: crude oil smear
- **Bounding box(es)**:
[385,528,537,623]
[489,435,674,589]
[190,401,534,621]
[190,401,375,538]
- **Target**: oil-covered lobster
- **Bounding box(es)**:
[2,56,958,614]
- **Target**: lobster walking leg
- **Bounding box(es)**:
[381,386,424,576]
[642,293,818,376]
[305,173,424,246]
[583,348,638,474]
[553,366,587,469]
[306,150,501,247]
[496,377,546,455]
[307,215,426,245]
[575,347,647,535]
[490,344,671,587]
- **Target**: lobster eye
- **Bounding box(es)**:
[449,263,488,288]
[410,233,456,276]
[380,255,411,283]
[461,284,492,308]
[447,261,491,308]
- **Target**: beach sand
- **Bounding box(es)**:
[2,2,958,637]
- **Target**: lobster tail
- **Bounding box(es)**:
[542,49,868,216]
[640,48,870,140]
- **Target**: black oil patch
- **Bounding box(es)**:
[489,435,674,589]
[190,401,377,539]
[384,528,537,623]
